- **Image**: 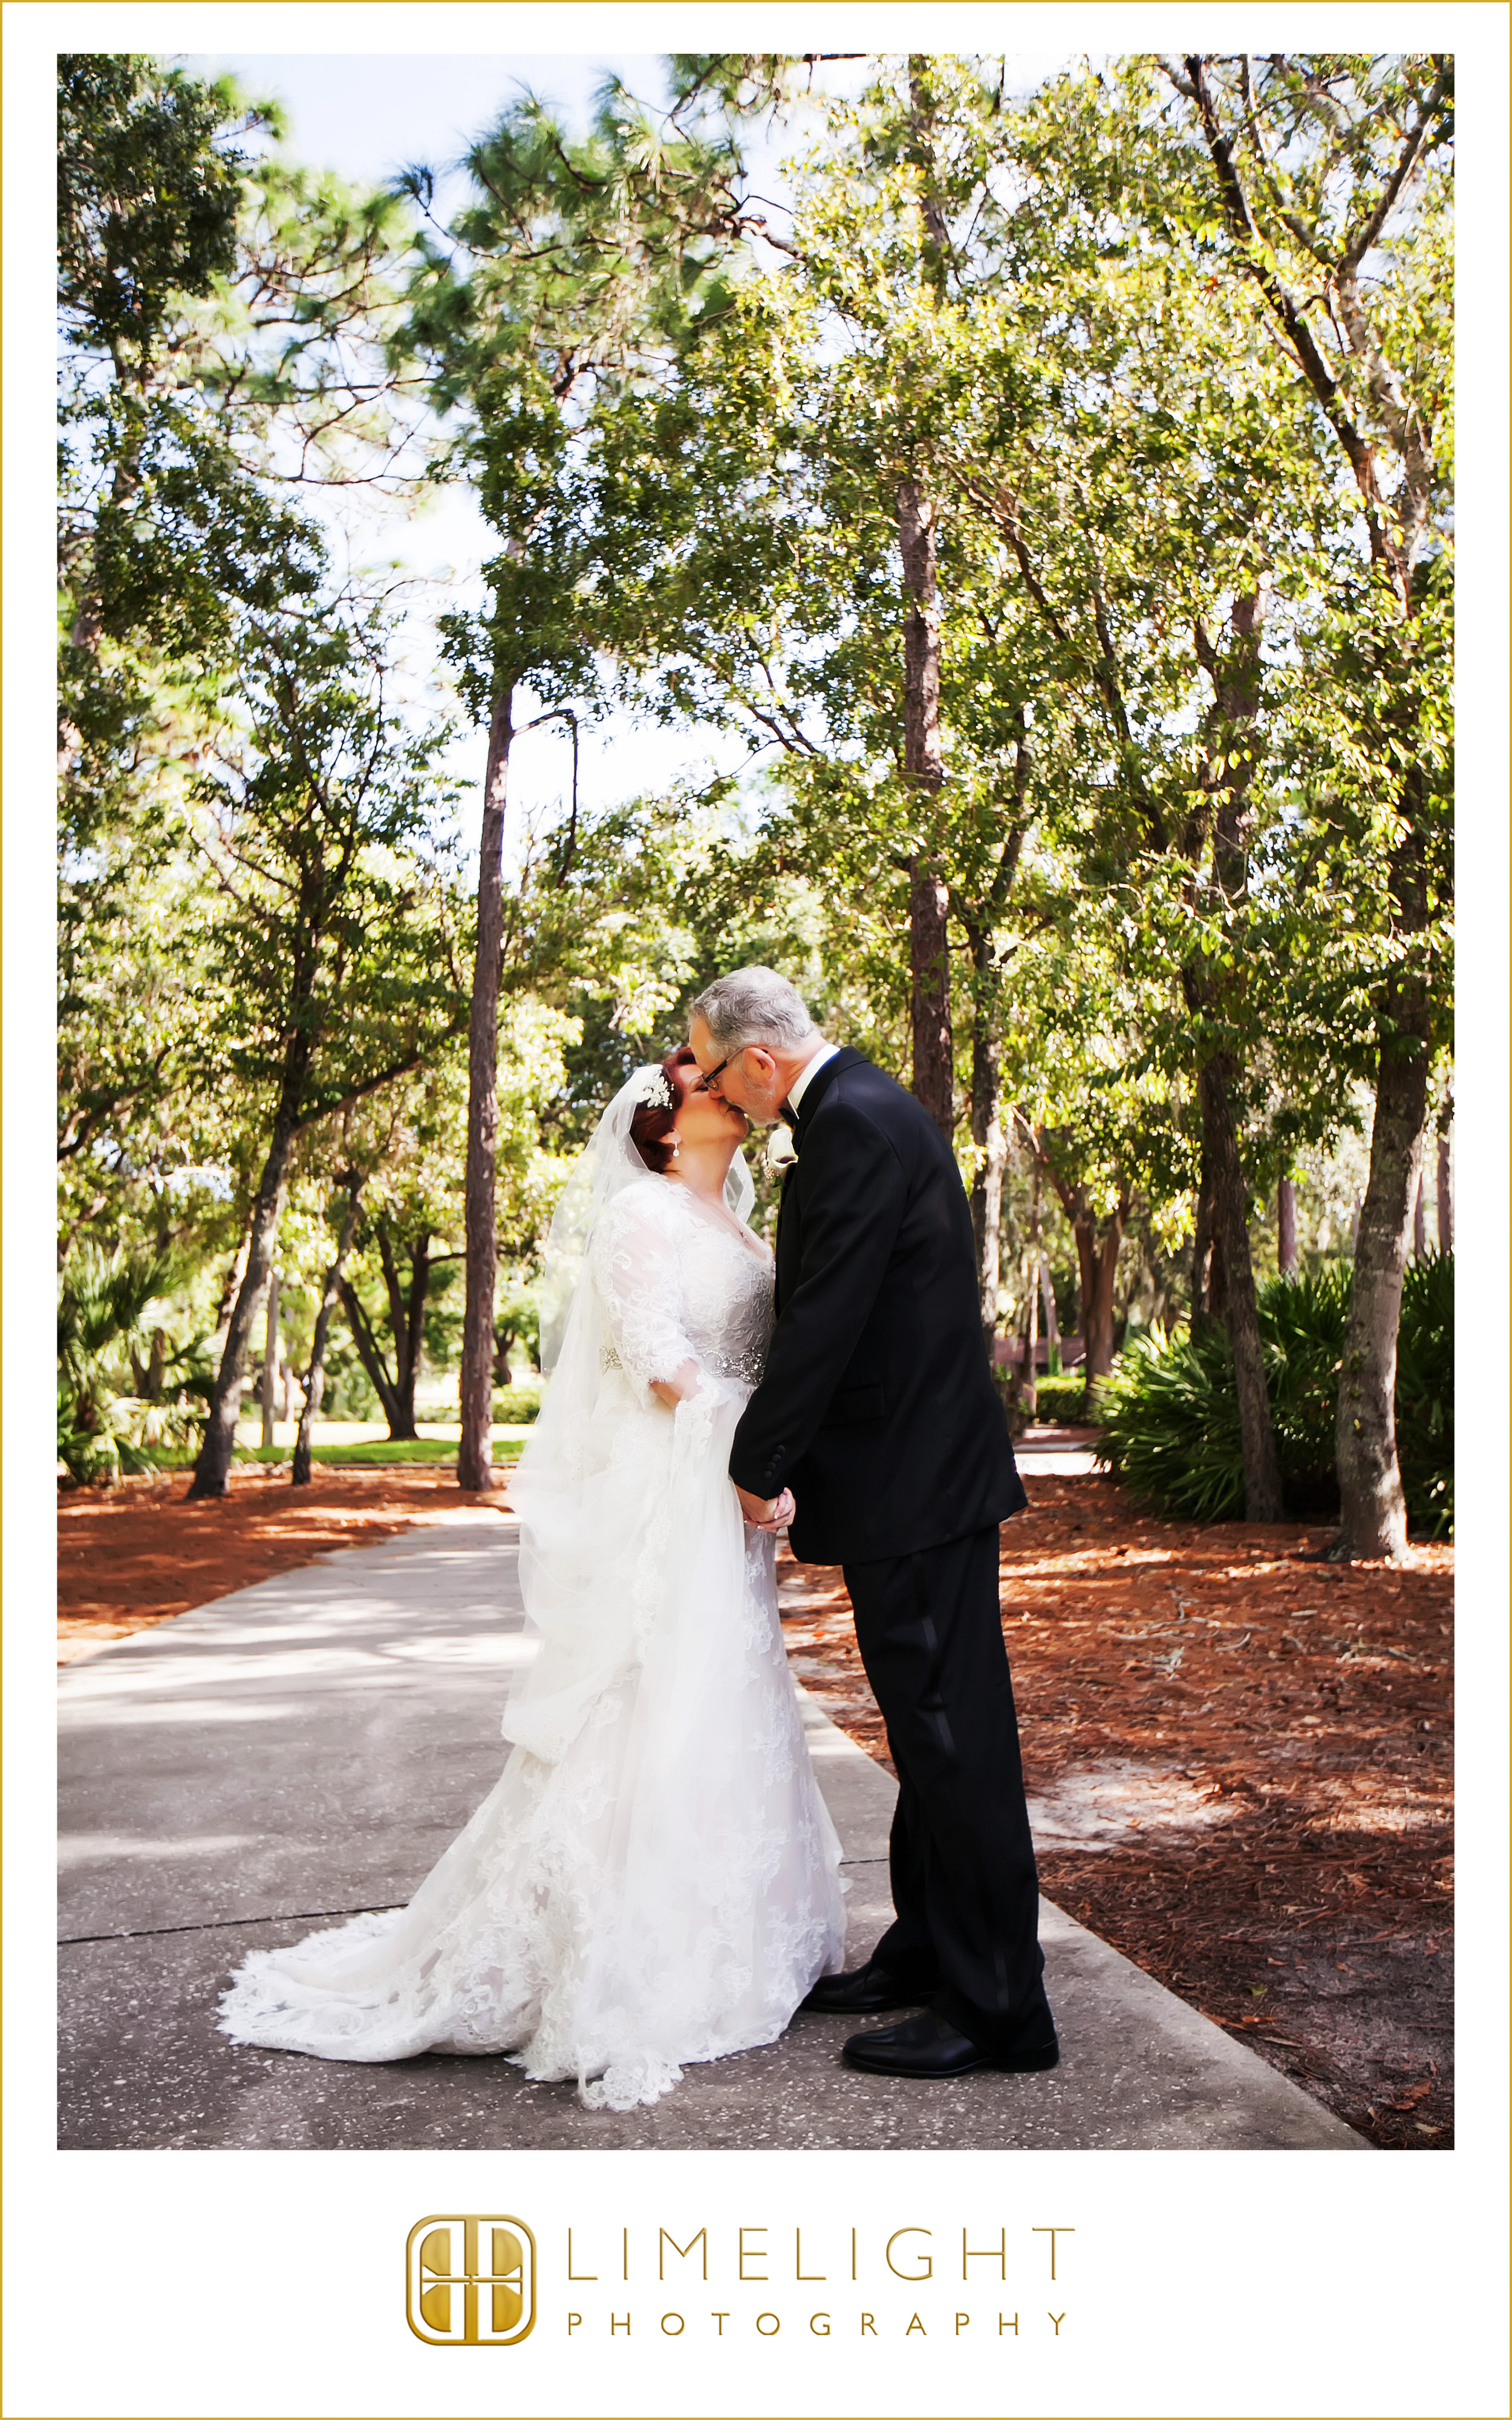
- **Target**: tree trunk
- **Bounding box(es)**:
[1412,1172,1426,1258]
[213,1221,252,1334]
[1179,588,1280,1515]
[338,1279,403,1436]
[1020,1164,1041,1418]
[965,927,1003,1340]
[899,475,953,1139]
[1062,1193,1124,1382]
[1206,1221,1228,1326]
[375,1218,429,1441]
[129,1326,168,1400]
[1333,964,1433,1561]
[1083,1214,1125,1383]
[1278,1177,1298,1275]
[1199,1055,1283,1520]
[1190,1151,1217,1339]
[1038,1137,1128,1384]
[459,688,513,1493]
[907,56,951,287]
[1436,1101,1453,1249]
[260,1268,280,1451]
[187,1119,298,1497]
[1040,1260,1061,1372]
[401,1232,431,1437]
[292,1177,364,1486]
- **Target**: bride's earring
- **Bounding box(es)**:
[671,1134,681,1159]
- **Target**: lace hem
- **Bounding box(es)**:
[217,1159,839,2114]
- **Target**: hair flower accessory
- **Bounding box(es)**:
[632,1067,675,1111]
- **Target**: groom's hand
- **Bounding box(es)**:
[737,1483,793,1531]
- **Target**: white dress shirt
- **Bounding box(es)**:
[785,1040,840,1117]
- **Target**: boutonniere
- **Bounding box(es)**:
[766,1124,798,1171]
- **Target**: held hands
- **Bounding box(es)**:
[736,1483,795,1532]
[650,1370,791,1526]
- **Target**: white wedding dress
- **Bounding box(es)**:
[218,1080,846,2110]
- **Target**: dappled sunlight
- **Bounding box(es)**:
[59,1831,256,1868]
[1026,1759,1244,1851]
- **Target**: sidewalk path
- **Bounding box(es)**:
[58,1515,1364,2150]
[1012,1422,1104,1477]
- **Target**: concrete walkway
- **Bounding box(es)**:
[57,1514,1364,2150]
[1013,1422,1105,1477]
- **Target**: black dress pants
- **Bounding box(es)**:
[841,1524,1052,2053]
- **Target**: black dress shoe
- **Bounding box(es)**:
[800,1961,938,2016]
[842,2007,1060,2079]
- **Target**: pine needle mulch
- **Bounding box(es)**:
[777,1473,1453,2153]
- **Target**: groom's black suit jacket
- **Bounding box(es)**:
[729,1050,1026,1565]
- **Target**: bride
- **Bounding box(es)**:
[218,1050,846,2110]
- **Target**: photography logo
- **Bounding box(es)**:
[406,2216,536,2347]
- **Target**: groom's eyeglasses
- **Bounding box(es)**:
[696,1054,734,1094]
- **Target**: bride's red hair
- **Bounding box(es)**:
[630,1047,700,1173]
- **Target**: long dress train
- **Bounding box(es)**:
[218,1165,846,2110]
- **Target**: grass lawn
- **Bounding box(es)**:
[142,1422,533,1470]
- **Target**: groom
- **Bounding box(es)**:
[688,969,1058,2079]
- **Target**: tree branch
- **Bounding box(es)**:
[1340,59,1453,273]
[1182,53,1393,576]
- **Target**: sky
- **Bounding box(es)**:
[190,49,686,183]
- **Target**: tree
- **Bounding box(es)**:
[59,52,420,800]
[1170,53,1453,1556]
[327,1056,469,1443]
[907,55,1345,1516]
[184,597,468,1496]
[572,54,1450,1537]
[999,872,1199,1379]
[601,63,1273,1468]
[57,53,429,1321]
[405,82,757,1487]
[66,50,1449,1542]
[58,56,322,1206]
[584,57,1057,1265]
[339,1220,438,1442]
[290,1164,366,1486]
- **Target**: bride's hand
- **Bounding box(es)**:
[650,1358,704,1411]
[736,1483,794,1531]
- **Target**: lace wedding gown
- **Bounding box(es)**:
[218,1165,846,2111]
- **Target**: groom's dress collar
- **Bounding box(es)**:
[783,1040,840,1122]
[782,1044,865,1145]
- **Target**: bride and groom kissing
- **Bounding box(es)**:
[220,967,1058,2110]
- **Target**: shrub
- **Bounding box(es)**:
[1095,1255,1452,1535]
[492,1375,542,1424]
[1028,1372,1090,1425]
[57,1244,209,1483]
[1395,1251,1454,1538]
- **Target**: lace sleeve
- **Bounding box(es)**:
[589,1183,701,1393]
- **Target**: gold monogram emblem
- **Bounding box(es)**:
[406,2216,536,2347]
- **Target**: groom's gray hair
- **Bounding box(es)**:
[691,967,818,1055]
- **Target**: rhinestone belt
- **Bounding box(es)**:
[600,1343,766,1387]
